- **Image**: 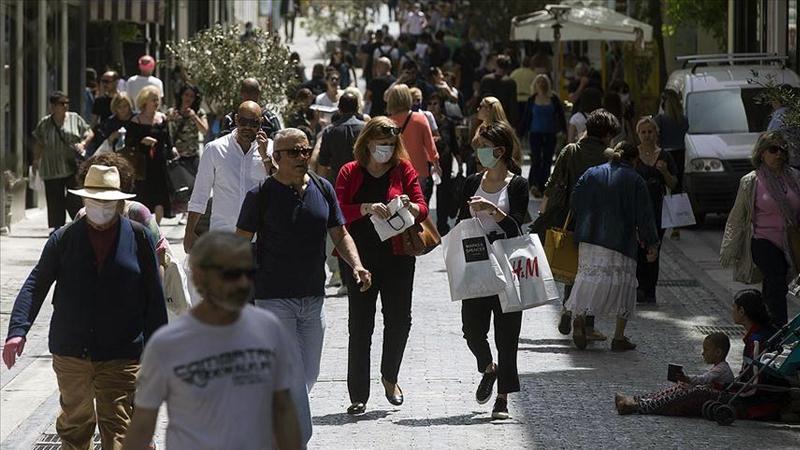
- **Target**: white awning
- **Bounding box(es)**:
[89,0,165,24]
[511,3,653,42]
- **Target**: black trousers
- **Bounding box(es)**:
[751,238,789,326]
[461,296,522,394]
[44,175,82,229]
[637,230,666,299]
[342,255,415,404]
[435,149,454,232]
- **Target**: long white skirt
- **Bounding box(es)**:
[565,242,638,319]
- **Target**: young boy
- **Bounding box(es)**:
[615,332,734,415]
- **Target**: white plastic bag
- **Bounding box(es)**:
[162,247,193,318]
[492,233,560,313]
[95,139,113,155]
[661,193,696,229]
[370,196,415,241]
[182,254,202,308]
[28,167,44,193]
[441,218,507,301]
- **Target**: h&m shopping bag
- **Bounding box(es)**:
[661,193,696,229]
[370,196,416,241]
[544,211,578,284]
[441,218,507,301]
[493,233,561,313]
[164,247,193,319]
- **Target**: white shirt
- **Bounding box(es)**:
[134,305,292,450]
[188,131,271,231]
[373,45,400,62]
[402,11,427,35]
[471,174,511,237]
[125,75,163,108]
[570,112,588,137]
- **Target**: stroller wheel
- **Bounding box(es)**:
[714,404,735,426]
[702,400,716,420]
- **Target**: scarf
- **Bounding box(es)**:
[757,165,800,227]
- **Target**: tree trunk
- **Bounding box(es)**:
[649,0,667,90]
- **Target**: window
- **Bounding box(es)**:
[686,88,773,134]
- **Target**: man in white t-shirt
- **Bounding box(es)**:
[122,232,302,450]
[126,55,163,108]
[401,3,427,37]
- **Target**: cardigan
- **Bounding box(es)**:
[518,94,567,136]
[336,159,429,255]
[7,217,168,361]
[456,172,529,239]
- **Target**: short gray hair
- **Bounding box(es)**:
[273,128,309,146]
[189,231,251,270]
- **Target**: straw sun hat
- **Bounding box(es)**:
[68,165,136,201]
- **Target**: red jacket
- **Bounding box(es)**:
[335,159,429,255]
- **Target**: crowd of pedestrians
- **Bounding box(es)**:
[5,0,800,448]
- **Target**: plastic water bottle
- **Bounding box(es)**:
[115,127,126,151]
[432,171,442,185]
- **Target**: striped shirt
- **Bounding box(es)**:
[33,112,90,180]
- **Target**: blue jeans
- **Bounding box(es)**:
[256,296,325,446]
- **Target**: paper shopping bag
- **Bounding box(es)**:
[493,233,560,313]
[544,212,578,284]
[370,196,416,241]
[441,218,507,301]
[661,193,696,229]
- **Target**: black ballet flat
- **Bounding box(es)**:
[382,377,404,406]
[347,403,367,415]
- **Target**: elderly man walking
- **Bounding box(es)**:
[237,128,372,441]
[3,164,168,450]
[122,232,302,450]
[183,100,273,251]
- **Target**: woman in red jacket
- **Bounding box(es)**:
[335,116,429,416]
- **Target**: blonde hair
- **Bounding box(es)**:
[343,86,365,113]
[480,96,508,123]
[751,130,789,168]
[530,74,552,96]
[636,116,660,134]
[110,92,134,116]
[386,84,413,115]
[409,87,423,103]
[136,85,161,110]
[353,116,410,167]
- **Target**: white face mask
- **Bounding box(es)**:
[84,198,119,225]
[371,144,394,163]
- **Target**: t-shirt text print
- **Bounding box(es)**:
[175,348,277,388]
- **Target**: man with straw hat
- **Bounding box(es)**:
[3,164,168,450]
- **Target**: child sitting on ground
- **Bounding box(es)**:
[615,332,734,415]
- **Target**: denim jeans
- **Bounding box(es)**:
[256,296,325,446]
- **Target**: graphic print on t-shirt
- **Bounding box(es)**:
[173,348,275,388]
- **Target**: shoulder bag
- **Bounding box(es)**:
[544,210,579,283]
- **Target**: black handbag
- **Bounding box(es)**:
[166,158,196,202]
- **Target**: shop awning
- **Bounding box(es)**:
[511,3,653,42]
[88,0,165,24]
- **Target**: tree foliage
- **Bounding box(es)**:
[167,24,295,115]
[463,0,548,43]
[664,0,728,46]
[300,0,384,42]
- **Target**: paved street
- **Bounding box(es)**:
[2,6,800,450]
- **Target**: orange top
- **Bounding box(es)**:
[390,111,438,177]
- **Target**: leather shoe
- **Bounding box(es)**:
[347,402,366,415]
[382,377,404,406]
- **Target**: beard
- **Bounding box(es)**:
[201,285,252,312]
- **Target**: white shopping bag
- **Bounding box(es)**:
[441,218,507,301]
[492,233,560,313]
[661,193,696,229]
[162,247,193,319]
[28,167,44,193]
[370,196,415,241]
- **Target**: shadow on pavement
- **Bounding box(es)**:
[313,409,392,425]
[393,413,498,427]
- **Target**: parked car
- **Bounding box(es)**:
[666,54,800,223]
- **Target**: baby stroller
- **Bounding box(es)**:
[702,313,800,425]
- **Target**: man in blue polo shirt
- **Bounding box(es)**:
[236,127,371,443]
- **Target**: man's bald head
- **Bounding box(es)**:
[238,100,262,117]
[240,78,261,102]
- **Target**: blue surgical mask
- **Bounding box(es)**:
[476,147,499,169]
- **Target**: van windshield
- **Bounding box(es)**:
[686,88,773,134]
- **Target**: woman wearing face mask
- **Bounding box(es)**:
[635,117,678,304]
[456,120,529,420]
[335,116,428,416]
[721,131,800,326]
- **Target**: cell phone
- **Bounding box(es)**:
[667,363,683,382]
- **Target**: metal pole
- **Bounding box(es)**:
[61,0,68,91]
[728,0,735,54]
[38,0,47,121]
[16,0,24,177]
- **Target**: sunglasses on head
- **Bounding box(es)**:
[379,125,402,136]
[275,146,313,158]
[238,117,262,128]
[201,265,257,281]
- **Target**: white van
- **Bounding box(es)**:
[665,54,800,222]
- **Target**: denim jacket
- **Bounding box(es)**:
[571,161,659,259]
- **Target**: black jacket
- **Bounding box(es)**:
[518,94,567,136]
[456,173,529,241]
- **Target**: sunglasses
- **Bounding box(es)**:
[379,125,402,136]
[275,146,313,158]
[201,265,257,281]
[766,146,785,154]
[100,78,114,83]
[56,101,70,106]
[237,117,262,128]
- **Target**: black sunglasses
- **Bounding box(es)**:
[237,117,262,128]
[202,265,257,281]
[766,146,785,154]
[380,125,401,136]
[275,146,313,158]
